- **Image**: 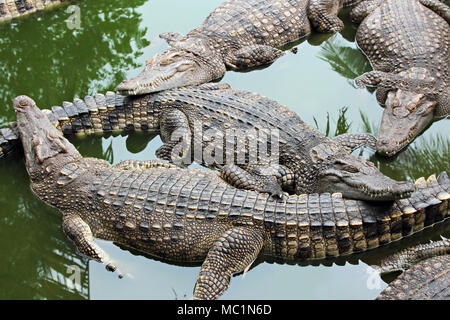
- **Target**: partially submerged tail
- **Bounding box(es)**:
[0,91,152,159]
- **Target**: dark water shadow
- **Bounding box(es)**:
[0,155,89,299]
[0,0,149,126]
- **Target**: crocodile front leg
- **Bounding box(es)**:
[307,0,345,32]
[419,0,450,23]
[156,109,192,166]
[62,214,121,275]
[355,71,397,105]
[159,32,185,45]
[334,133,377,152]
[220,164,289,199]
[193,227,264,300]
[354,70,390,88]
[350,0,384,23]
[224,45,285,71]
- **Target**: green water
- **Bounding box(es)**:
[0,0,448,300]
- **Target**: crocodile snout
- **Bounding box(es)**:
[13,95,35,112]
[117,79,136,90]
[391,180,415,198]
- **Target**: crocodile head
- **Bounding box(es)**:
[313,151,414,201]
[117,48,225,95]
[376,89,436,156]
[14,96,81,177]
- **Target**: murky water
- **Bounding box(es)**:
[0,0,448,300]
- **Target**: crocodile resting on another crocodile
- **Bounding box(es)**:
[352,0,450,157]
[376,240,449,300]
[13,95,450,299]
[1,84,414,201]
[0,0,70,23]
[116,0,361,95]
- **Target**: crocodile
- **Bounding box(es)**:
[376,240,450,299]
[0,0,70,23]
[1,84,414,201]
[13,95,450,300]
[116,0,361,96]
[351,0,450,157]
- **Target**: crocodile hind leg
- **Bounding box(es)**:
[350,0,384,23]
[307,0,345,32]
[419,0,450,23]
[156,109,192,166]
[62,214,122,277]
[224,45,285,70]
[334,133,377,152]
[193,227,264,300]
[220,164,291,199]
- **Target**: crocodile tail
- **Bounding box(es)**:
[0,92,160,160]
[0,0,68,24]
[259,173,449,260]
[376,238,450,275]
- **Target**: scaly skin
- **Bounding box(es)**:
[116,0,361,96]
[352,0,449,157]
[1,84,414,201]
[0,0,70,23]
[376,239,450,275]
[14,95,450,300]
[377,241,450,300]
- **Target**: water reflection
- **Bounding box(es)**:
[0,0,149,126]
[0,156,89,299]
[359,113,449,180]
[318,37,372,87]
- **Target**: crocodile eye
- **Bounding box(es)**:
[333,160,359,173]
[176,62,195,72]
[159,58,174,66]
[342,165,359,173]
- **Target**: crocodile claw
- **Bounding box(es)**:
[105,262,124,279]
[106,263,117,272]
[266,189,289,202]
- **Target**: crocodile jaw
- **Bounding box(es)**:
[14,96,81,177]
[316,153,414,201]
[117,50,219,95]
[318,170,414,201]
[376,90,436,157]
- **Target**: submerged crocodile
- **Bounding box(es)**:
[13,95,450,300]
[352,0,450,157]
[116,0,361,95]
[376,240,450,299]
[1,84,414,201]
[0,0,70,23]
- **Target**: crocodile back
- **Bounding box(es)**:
[356,0,449,80]
[191,0,311,51]
[153,86,330,154]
